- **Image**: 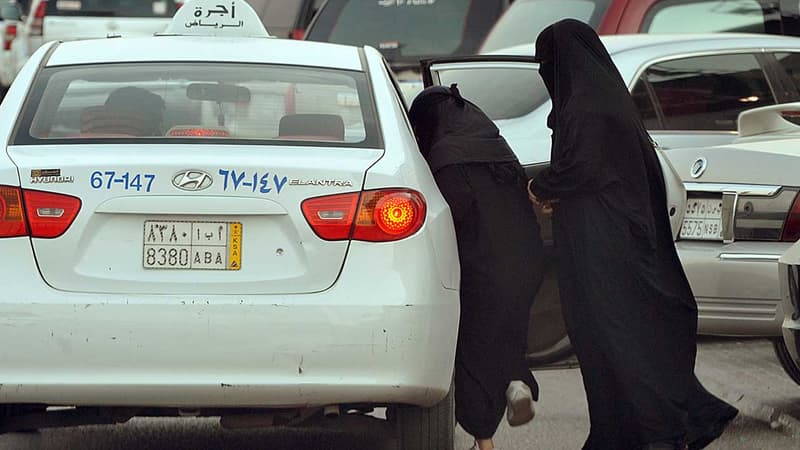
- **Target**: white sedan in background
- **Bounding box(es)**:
[425,33,800,363]
[0,1,460,447]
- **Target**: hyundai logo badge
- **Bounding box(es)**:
[172,170,213,191]
[690,157,707,179]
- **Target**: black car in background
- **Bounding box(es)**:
[304,0,512,76]
[247,0,323,39]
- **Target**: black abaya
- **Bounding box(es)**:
[530,20,738,449]
[409,86,544,439]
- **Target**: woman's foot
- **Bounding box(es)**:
[506,380,535,426]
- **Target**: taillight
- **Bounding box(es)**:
[22,189,81,238]
[301,192,360,241]
[0,186,27,237]
[30,0,47,37]
[3,24,17,51]
[291,29,305,40]
[783,192,800,242]
[302,189,426,242]
[168,127,230,137]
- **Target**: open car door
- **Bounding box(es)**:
[421,56,687,366]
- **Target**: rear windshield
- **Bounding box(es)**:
[642,0,774,34]
[479,0,610,54]
[14,63,380,148]
[305,0,506,66]
[46,0,179,18]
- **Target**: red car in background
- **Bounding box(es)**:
[480,0,800,54]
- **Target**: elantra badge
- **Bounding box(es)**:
[690,157,707,179]
[173,170,213,191]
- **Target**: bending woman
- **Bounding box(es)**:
[409,85,545,450]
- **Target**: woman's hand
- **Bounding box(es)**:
[527,179,558,214]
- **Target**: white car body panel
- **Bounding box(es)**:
[0,3,459,411]
[46,36,363,70]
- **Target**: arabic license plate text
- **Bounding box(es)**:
[680,198,724,241]
[143,221,242,270]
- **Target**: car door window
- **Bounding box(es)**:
[631,80,662,130]
[634,53,774,132]
[641,0,778,34]
[433,65,547,120]
[774,52,800,95]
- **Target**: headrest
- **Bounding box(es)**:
[278,114,345,142]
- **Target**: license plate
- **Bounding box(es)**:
[143,221,242,270]
[680,197,723,241]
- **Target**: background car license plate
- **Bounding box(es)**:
[680,197,723,241]
[143,221,242,270]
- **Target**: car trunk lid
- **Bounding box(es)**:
[7,144,381,295]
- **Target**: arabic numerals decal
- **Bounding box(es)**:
[91,171,103,189]
[259,173,271,193]
[144,174,156,192]
[104,171,116,189]
[89,171,156,191]
[130,174,143,191]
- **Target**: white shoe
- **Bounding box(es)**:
[506,380,535,427]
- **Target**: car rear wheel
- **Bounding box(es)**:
[773,338,800,386]
[392,385,455,450]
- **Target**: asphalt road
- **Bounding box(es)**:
[1,338,798,450]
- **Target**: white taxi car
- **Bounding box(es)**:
[0,1,460,447]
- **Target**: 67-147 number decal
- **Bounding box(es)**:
[91,171,156,192]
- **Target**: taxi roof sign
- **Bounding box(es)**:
[163,0,270,38]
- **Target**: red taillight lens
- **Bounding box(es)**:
[354,190,426,242]
[0,186,27,237]
[291,29,305,40]
[302,192,360,241]
[168,128,230,137]
[22,189,81,238]
[30,1,47,36]
[3,24,17,51]
[302,189,426,242]
[783,192,800,242]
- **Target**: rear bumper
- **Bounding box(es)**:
[677,241,789,337]
[0,239,460,409]
[0,302,457,408]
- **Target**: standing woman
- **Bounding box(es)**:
[528,19,738,450]
[409,85,544,450]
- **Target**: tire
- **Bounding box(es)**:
[773,338,800,386]
[394,386,455,450]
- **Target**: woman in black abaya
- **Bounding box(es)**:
[528,19,739,450]
[409,85,544,450]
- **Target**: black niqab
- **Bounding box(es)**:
[410,85,544,439]
[529,19,738,449]
[409,84,519,173]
